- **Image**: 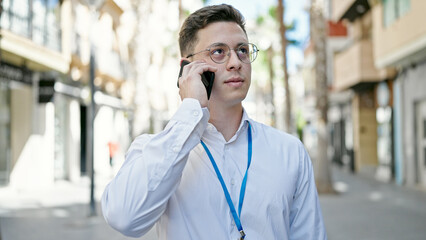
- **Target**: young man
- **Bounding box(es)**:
[102,4,327,240]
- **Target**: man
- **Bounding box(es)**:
[102,4,327,240]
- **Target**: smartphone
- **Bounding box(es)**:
[177,60,215,99]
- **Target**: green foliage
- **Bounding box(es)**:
[268,5,277,19]
[184,9,191,17]
[258,48,270,67]
[256,15,265,25]
[265,4,296,34]
[286,20,296,31]
[287,39,300,46]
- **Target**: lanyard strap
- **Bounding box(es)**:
[200,122,252,239]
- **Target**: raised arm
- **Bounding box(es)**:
[101,98,209,237]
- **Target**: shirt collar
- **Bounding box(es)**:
[229,107,255,143]
[239,107,254,132]
[204,107,255,143]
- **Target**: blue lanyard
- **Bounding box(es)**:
[200,122,252,239]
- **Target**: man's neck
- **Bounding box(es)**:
[208,103,243,142]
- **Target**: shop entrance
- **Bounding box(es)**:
[416,100,426,187]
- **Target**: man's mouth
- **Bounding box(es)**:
[224,77,244,87]
[224,77,244,83]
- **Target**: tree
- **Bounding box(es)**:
[309,0,334,193]
[277,0,292,133]
[266,45,277,126]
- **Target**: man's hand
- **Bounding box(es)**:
[178,59,217,108]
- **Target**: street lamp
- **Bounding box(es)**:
[84,0,104,217]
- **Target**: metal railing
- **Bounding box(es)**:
[0,4,61,52]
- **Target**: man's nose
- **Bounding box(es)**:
[226,50,242,70]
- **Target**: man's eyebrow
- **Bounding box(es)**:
[209,42,226,46]
[236,42,249,47]
[209,42,248,47]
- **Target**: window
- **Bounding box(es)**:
[383,0,411,27]
[33,0,62,51]
[0,0,61,51]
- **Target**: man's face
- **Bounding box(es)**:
[191,21,252,107]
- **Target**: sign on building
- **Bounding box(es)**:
[38,78,55,103]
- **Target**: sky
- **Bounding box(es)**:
[206,0,310,74]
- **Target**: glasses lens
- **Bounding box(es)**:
[209,44,230,63]
[237,44,258,63]
[236,44,250,63]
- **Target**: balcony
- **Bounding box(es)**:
[0,1,68,73]
[1,5,61,52]
[334,38,391,91]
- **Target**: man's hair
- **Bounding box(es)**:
[179,4,246,57]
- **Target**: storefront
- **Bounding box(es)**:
[375,81,394,182]
[0,61,34,186]
[397,60,426,188]
[328,91,355,172]
[52,80,133,182]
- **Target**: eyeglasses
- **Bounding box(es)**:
[186,43,259,64]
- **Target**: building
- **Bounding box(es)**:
[370,0,426,188]
[130,0,204,136]
[0,0,135,189]
[330,0,396,179]
[328,0,426,189]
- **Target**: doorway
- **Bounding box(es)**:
[416,100,426,187]
[0,80,10,185]
[80,105,87,175]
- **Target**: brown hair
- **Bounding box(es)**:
[178,4,246,57]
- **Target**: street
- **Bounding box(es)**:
[1,166,426,240]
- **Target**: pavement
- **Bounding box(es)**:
[321,166,426,240]
[0,176,157,240]
[0,166,426,240]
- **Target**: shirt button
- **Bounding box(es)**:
[193,110,199,117]
[231,178,235,185]
[173,146,179,153]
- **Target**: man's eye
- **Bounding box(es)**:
[211,48,226,55]
[238,47,249,54]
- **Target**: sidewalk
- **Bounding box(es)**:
[320,166,426,240]
[0,177,157,240]
[1,166,426,240]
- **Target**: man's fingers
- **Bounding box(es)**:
[177,60,216,107]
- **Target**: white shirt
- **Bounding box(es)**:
[102,98,327,240]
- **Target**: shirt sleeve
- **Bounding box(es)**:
[101,98,210,238]
[289,143,328,240]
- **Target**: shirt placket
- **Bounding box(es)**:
[223,143,243,239]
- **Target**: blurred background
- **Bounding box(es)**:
[1,0,426,239]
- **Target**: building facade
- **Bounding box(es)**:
[370,0,426,188]
[0,0,135,189]
[329,0,426,189]
[331,0,396,180]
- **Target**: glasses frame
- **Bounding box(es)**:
[186,43,259,64]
